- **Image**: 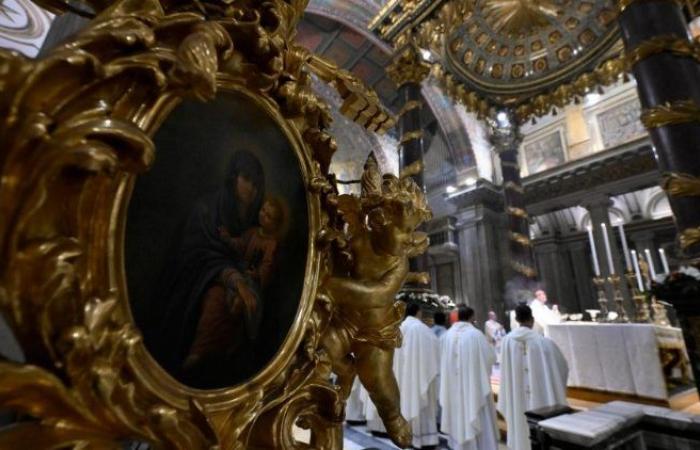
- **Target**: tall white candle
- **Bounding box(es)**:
[618,224,632,271]
[645,248,657,279]
[659,248,670,274]
[601,223,615,275]
[631,250,644,291]
[587,226,601,276]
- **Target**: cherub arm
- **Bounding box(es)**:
[326,259,408,309]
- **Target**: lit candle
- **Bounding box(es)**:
[631,250,644,291]
[659,248,670,274]
[644,248,657,279]
[601,223,615,275]
[587,226,601,276]
[618,224,632,271]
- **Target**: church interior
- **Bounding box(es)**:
[2,1,700,449]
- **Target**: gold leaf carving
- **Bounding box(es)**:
[0,1,421,448]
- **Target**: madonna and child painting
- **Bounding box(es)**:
[125,92,308,389]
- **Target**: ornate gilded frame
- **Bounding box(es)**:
[0,1,395,448]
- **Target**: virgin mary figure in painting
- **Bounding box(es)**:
[146,150,267,388]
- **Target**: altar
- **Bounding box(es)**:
[546,323,693,405]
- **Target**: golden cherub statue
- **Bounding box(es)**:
[319,156,431,448]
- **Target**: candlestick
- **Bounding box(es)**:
[592,277,609,322]
[601,223,615,275]
[587,226,601,276]
[618,224,632,271]
[608,274,629,323]
[659,248,670,274]
[644,248,657,280]
[651,297,670,327]
[631,250,644,292]
[625,271,650,323]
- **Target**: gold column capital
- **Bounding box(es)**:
[386,43,430,88]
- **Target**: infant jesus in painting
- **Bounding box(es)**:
[184,197,287,370]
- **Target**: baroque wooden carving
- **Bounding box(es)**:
[0,1,414,449]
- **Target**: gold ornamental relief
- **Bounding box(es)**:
[0,0,417,449]
[482,0,562,34]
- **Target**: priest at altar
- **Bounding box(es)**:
[510,290,561,335]
[365,303,441,448]
[440,305,499,450]
[498,304,569,450]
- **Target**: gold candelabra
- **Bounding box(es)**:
[593,277,609,322]
[651,297,671,327]
[625,271,651,323]
[608,274,630,323]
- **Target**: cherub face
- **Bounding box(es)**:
[259,201,280,233]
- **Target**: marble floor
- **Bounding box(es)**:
[341,423,508,450]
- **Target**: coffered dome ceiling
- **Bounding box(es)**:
[444,0,620,102]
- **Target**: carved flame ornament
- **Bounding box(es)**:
[0,1,416,449]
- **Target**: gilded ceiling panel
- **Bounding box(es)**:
[444,0,620,101]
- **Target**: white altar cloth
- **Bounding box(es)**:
[546,323,687,400]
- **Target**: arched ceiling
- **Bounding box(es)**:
[296,10,479,177]
[297,13,401,112]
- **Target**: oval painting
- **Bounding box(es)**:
[125,91,309,389]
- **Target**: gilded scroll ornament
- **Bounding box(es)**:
[400,130,425,145]
[512,261,538,278]
[504,181,525,194]
[507,206,529,219]
[641,100,700,129]
[398,100,422,118]
[306,53,396,133]
[680,227,700,250]
[661,172,700,197]
[625,34,700,69]
[509,232,532,247]
[400,159,425,180]
[0,1,408,449]
[386,41,431,88]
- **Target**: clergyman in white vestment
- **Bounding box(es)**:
[484,311,505,363]
[366,303,441,448]
[345,376,365,423]
[440,305,499,450]
[498,304,568,450]
[529,289,561,334]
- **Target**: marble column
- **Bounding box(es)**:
[618,1,700,257]
[619,0,700,390]
[582,195,634,313]
[386,39,430,276]
[489,110,537,288]
[447,181,507,326]
[534,238,578,314]
[386,40,430,189]
[567,239,598,312]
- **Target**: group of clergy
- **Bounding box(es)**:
[346,299,569,450]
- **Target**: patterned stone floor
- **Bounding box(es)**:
[341,423,508,450]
